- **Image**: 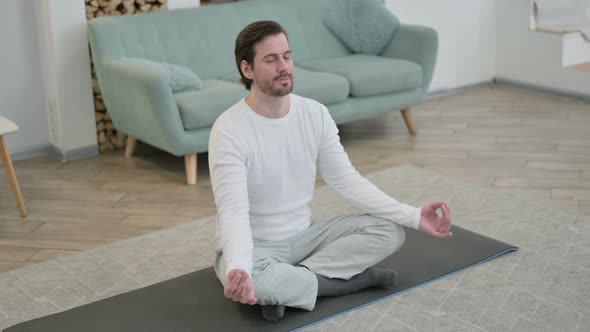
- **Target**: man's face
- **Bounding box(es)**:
[244,33,294,97]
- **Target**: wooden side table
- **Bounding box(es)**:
[0,116,26,217]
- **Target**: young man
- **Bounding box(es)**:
[208,21,452,322]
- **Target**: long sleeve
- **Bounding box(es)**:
[208,124,253,277]
[317,106,421,229]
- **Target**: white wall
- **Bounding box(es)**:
[496,0,590,96]
[38,0,98,158]
[0,0,49,158]
[385,0,497,93]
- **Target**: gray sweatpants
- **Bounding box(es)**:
[214,214,406,311]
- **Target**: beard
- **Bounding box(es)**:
[255,72,294,97]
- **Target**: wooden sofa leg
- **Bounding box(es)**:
[125,136,137,158]
[401,107,417,136]
[185,154,197,185]
[0,136,26,217]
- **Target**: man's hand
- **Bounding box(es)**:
[419,202,453,238]
[224,269,257,305]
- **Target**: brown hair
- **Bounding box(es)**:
[234,21,288,90]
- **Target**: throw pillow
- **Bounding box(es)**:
[324,0,400,55]
[123,57,205,93]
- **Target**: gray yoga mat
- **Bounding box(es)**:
[5,225,517,332]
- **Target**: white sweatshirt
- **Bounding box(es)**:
[208,94,421,278]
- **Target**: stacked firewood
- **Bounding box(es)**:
[85,0,168,20]
[85,0,168,153]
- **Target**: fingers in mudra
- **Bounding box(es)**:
[436,203,452,236]
[225,270,257,305]
[422,202,453,238]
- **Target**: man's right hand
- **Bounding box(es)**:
[224,269,257,305]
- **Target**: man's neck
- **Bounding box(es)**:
[245,89,290,119]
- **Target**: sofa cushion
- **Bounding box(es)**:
[324,0,399,55]
[123,57,204,93]
[175,80,248,130]
[222,67,350,105]
[299,54,423,97]
[291,67,350,105]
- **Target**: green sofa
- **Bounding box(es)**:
[87,0,438,184]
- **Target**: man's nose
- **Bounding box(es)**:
[277,57,289,72]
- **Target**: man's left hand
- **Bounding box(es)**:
[419,202,453,238]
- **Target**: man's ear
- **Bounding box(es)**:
[241,60,253,79]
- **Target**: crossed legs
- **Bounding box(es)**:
[215,214,406,322]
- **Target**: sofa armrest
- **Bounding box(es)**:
[380,24,438,94]
[99,57,186,155]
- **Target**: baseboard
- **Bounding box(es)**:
[7,143,99,162]
[50,144,99,161]
[426,78,590,101]
[9,144,54,162]
[493,77,590,101]
[426,81,493,99]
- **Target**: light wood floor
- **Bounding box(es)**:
[1,84,589,272]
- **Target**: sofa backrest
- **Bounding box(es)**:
[88,0,353,80]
